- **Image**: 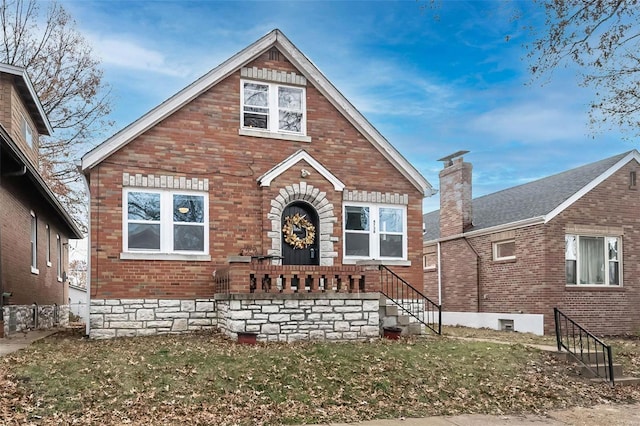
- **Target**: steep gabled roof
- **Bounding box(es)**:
[0,63,52,135]
[1,125,82,239]
[81,29,433,196]
[423,150,638,241]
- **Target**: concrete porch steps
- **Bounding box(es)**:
[554,350,640,386]
[378,295,423,337]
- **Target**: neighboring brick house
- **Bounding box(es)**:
[423,150,640,336]
[80,30,434,340]
[0,63,83,336]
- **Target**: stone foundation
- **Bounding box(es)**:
[89,298,217,339]
[2,304,69,336]
[215,293,380,342]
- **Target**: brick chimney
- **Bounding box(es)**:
[438,151,472,238]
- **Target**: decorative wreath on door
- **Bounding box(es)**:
[282,213,316,249]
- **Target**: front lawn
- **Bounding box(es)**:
[1,328,639,425]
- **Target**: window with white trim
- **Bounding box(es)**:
[123,189,208,254]
[241,80,306,135]
[493,239,515,261]
[45,224,52,267]
[22,114,34,147]
[30,211,38,273]
[56,234,62,281]
[343,203,406,260]
[565,235,621,286]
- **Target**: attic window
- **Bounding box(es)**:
[21,115,34,148]
[241,79,306,136]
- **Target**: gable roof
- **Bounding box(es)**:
[423,150,638,241]
[258,149,345,191]
[80,29,433,197]
[1,125,82,239]
[0,63,52,135]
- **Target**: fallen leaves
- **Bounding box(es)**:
[0,328,639,425]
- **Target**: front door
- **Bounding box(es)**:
[281,202,319,265]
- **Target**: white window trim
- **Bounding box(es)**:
[56,234,62,282]
[343,202,407,262]
[493,239,516,261]
[45,224,52,267]
[240,79,307,137]
[30,210,38,274]
[565,234,622,287]
[22,114,34,148]
[122,188,209,259]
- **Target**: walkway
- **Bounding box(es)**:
[0,329,59,357]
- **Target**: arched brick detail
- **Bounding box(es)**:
[267,182,338,266]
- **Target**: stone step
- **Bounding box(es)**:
[580,363,622,379]
[406,322,422,336]
[397,315,410,326]
[553,350,609,365]
[590,376,640,386]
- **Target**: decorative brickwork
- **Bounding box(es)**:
[343,190,409,205]
[240,67,307,86]
[122,173,209,191]
[267,182,338,266]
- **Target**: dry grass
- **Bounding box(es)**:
[0,327,639,425]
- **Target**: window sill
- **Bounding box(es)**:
[565,284,624,291]
[46,261,52,267]
[343,259,412,267]
[493,257,516,264]
[31,266,39,275]
[57,277,63,283]
[239,128,311,143]
[120,252,212,261]
[423,266,437,271]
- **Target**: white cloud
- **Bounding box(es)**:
[88,33,190,78]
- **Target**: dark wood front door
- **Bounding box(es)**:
[282,202,319,265]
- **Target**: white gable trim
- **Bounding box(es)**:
[258,149,345,191]
[544,150,640,223]
[80,30,433,197]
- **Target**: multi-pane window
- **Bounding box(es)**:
[241,80,305,134]
[30,211,38,273]
[493,240,516,261]
[565,235,621,286]
[124,190,208,254]
[344,204,406,260]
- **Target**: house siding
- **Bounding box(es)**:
[0,74,39,166]
[425,159,640,335]
[88,48,424,303]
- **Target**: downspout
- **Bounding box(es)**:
[3,165,26,176]
[436,241,442,305]
[463,237,481,312]
[0,146,4,329]
[78,165,91,337]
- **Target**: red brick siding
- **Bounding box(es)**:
[1,176,69,306]
[89,49,425,299]
[429,160,640,335]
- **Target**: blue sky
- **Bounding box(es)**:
[63,0,635,213]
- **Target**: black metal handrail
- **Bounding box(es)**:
[554,307,614,385]
[379,265,441,335]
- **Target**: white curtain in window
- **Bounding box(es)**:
[579,237,604,284]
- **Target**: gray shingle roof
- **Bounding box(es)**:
[423,151,632,241]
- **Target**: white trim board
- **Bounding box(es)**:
[442,311,545,335]
[258,149,345,191]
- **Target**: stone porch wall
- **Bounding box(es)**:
[2,304,69,336]
[89,298,217,339]
[215,293,380,342]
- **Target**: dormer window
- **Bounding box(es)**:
[21,115,34,147]
[241,80,306,136]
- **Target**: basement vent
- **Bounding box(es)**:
[499,319,514,332]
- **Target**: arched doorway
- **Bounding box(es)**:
[281,202,319,265]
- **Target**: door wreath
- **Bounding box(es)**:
[282,213,316,249]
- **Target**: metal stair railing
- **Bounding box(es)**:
[379,265,441,335]
[554,307,614,386]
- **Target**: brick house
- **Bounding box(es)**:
[80,30,434,340]
[423,150,640,336]
[0,63,83,336]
